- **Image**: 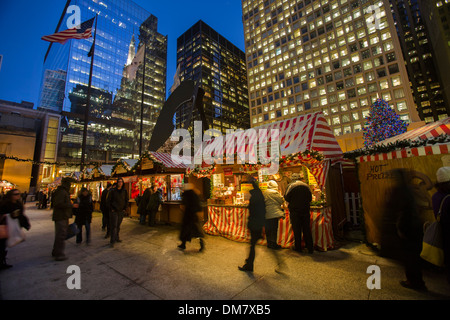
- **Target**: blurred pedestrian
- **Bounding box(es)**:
[239,177,266,272]
[100,182,112,238]
[108,178,128,247]
[388,169,426,291]
[263,180,285,249]
[146,185,162,227]
[178,183,204,251]
[432,166,450,285]
[138,185,152,225]
[51,177,77,261]
[21,191,28,204]
[0,189,31,269]
[75,188,93,245]
[284,173,313,254]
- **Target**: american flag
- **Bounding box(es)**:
[41,17,95,44]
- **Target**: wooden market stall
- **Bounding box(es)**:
[345,117,450,253]
[189,111,345,251]
[112,152,199,224]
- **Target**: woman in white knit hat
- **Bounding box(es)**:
[263,180,285,249]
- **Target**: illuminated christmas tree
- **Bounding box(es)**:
[363,98,408,147]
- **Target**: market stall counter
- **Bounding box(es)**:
[189,111,345,252]
[202,167,334,251]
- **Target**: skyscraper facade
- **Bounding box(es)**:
[38,0,167,165]
[175,20,250,135]
[417,0,450,121]
[389,0,450,123]
[242,0,421,151]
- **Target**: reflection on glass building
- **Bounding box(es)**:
[38,0,167,164]
[175,20,250,135]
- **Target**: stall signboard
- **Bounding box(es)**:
[212,174,223,186]
[307,169,317,185]
[240,183,253,193]
[114,166,127,175]
[259,182,268,191]
[141,158,154,170]
[223,167,233,176]
[358,153,447,245]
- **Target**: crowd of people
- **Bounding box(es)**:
[1,167,449,294]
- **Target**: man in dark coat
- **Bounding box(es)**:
[239,177,266,272]
[100,182,112,237]
[75,188,94,245]
[284,173,313,254]
[138,186,152,225]
[52,177,77,261]
[108,178,128,247]
[178,184,204,251]
[146,186,162,227]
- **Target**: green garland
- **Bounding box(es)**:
[344,134,450,159]
[0,154,101,167]
[280,149,324,163]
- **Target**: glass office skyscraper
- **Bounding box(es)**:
[175,20,250,135]
[242,0,422,151]
[38,0,167,164]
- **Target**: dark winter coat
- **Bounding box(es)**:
[147,190,162,213]
[138,188,152,215]
[108,186,129,213]
[100,187,111,213]
[284,181,312,215]
[75,193,94,224]
[247,186,266,231]
[0,200,30,230]
[52,181,73,222]
[179,190,204,242]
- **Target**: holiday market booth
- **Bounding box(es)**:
[111,152,195,223]
[188,111,345,251]
[345,117,450,250]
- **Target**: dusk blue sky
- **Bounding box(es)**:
[0,0,245,106]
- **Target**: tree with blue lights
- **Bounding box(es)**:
[363,98,408,147]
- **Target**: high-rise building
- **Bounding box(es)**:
[38,69,67,112]
[417,0,450,121]
[0,99,60,192]
[242,0,422,151]
[175,20,250,135]
[38,0,167,165]
[389,0,450,123]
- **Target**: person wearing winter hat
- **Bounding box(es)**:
[432,166,450,285]
[263,180,285,249]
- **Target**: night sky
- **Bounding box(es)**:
[0,0,245,106]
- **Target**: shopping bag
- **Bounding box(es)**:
[420,220,445,267]
[0,225,8,239]
[0,215,7,239]
[66,222,80,240]
[6,214,25,248]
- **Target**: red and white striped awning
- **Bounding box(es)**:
[375,117,450,146]
[194,112,343,189]
[357,117,450,163]
[149,151,188,169]
[199,111,343,160]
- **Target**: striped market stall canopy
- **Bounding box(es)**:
[148,151,189,169]
[357,117,450,163]
[193,111,343,189]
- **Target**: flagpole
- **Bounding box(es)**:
[139,42,147,157]
[43,0,72,64]
[81,14,98,171]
